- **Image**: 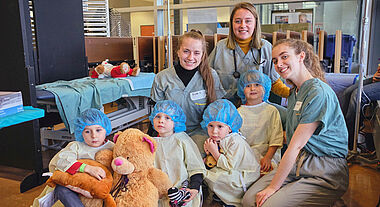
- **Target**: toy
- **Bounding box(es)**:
[204,147,224,169]
[97,128,172,207]
[90,59,140,78]
[46,158,116,207]
[168,180,191,207]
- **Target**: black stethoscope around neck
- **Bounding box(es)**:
[232,48,266,79]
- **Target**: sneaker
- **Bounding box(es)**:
[212,194,222,202]
[212,194,236,207]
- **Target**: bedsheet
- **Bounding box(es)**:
[36,73,155,133]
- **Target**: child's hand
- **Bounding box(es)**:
[260,157,272,172]
[203,141,210,155]
[204,138,218,155]
[183,189,198,202]
[84,165,106,180]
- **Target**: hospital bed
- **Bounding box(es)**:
[36,72,155,150]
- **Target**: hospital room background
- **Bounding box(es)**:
[0,0,379,206]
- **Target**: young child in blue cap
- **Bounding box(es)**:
[202,99,260,207]
[49,108,114,207]
[149,100,206,207]
[237,70,283,174]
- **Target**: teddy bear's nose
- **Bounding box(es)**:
[114,158,123,166]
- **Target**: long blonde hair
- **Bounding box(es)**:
[273,39,326,84]
[178,30,216,104]
[226,2,263,50]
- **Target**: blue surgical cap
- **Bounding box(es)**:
[237,70,272,103]
[200,99,242,133]
[74,108,112,142]
[149,100,186,133]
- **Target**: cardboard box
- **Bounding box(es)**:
[0,91,24,118]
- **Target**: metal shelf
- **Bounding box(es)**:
[82,0,109,37]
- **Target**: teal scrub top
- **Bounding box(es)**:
[209,38,280,101]
[286,78,348,158]
[151,66,226,132]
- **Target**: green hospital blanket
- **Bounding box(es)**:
[36,73,154,133]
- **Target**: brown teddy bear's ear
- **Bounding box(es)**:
[142,136,156,153]
[113,131,123,143]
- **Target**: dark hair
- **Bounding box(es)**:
[273,39,326,84]
[226,2,263,50]
[177,30,216,104]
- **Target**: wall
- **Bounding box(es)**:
[323,1,359,36]
[181,7,231,34]
[131,11,155,36]
[321,0,360,62]
[112,0,361,40]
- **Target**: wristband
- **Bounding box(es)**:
[79,163,87,173]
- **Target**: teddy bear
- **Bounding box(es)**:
[45,154,116,207]
[204,147,224,169]
[90,59,140,79]
[96,128,172,207]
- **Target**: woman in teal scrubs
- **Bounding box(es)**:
[242,39,349,207]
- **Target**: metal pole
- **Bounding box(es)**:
[167,0,173,68]
[353,0,371,153]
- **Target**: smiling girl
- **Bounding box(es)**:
[209,2,289,105]
[151,30,226,154]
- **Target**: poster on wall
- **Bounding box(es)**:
[271,9,313,24]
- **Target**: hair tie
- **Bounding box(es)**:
[190,29,203,36]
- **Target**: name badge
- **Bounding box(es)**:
[293,101,302,111]
[190,90,206,101]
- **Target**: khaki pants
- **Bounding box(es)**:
[242,150,349,207]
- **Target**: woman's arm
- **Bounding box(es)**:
[256,122,319,207]
[150,75,166,102]
[260,146,279,172]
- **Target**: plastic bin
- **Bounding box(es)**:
[323,34,356,73]
[325,34,356,59]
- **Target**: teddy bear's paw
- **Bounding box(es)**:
[132,67,140,76]
[205,155,217,169]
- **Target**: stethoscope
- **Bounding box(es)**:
[232,48,266,79]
